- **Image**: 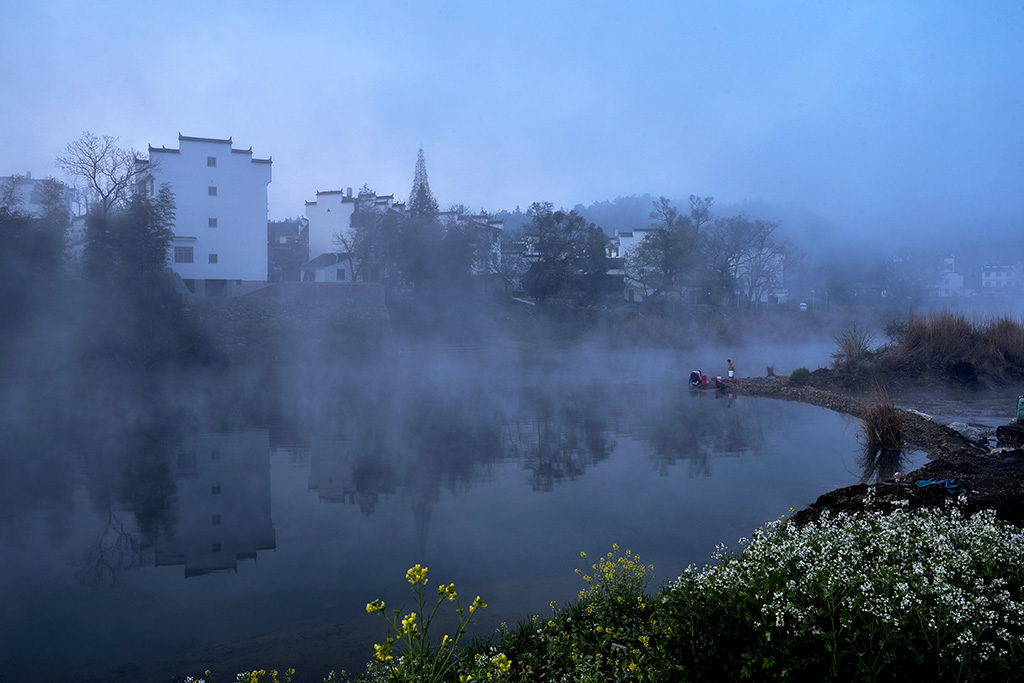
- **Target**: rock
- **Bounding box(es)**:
[948,421,986,444]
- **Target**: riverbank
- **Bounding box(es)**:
[737,376,1024,526]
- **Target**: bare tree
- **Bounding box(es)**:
[702,215,794,307]
[56,132,144,217]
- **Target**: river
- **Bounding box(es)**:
[0,344,926,682]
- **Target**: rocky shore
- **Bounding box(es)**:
[737,377,1024,527]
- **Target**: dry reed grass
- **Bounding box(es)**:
[860,385,904,453]
[878,312,1024,382]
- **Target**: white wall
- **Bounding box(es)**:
[304,190,356,260]
[148,135,271,283]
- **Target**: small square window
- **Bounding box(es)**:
[208,218,218,228]
[212,485,221,495]
[211,449,220,460]
[209,254,218,264]
[212,542,222,553]
[212,514,222,525]
[336,269,346,281]
[208,186,217,196]
[207,156,217,167]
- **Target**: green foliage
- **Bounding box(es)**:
[789,367,812,384]
[659,504,1024,682]
[84,184,175,286]
[489,545,657,681]
[181,510,1024,683]
[522,202,610,304]
[361,564,508,683]
[625,197,701,301]
[408,146,439,218]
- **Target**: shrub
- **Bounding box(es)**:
[789,367,812,384]
[488,545,656,682]
[857,386,906,483]
[831,324,875,371]
[659,504,1024,682]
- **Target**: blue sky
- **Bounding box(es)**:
[3,0,1022,237]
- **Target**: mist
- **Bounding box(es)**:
[4,1,1024,680]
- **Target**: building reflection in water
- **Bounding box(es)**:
[155,430,276,577]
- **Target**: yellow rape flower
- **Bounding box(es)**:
[406,564,428,585]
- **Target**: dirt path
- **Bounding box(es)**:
[736,377,1024,526]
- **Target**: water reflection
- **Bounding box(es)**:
[154,431,275,578]
[0,363,874,683]
[858,445,912,484]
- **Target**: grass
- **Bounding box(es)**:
[872,312,1024,384]
[188,509,1024,683]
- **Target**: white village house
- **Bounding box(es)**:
[139,134,272,296]
[302,187,397,283]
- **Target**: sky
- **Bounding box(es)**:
[3,0,1023,238]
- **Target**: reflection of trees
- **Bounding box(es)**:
[0,374,188,587]
[76,504,141,587]
[509,384,615,492]
[622,386,766,477]
[0,375,180,584]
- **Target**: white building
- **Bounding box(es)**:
[932,255,966,299]
[304,188,357,261]
[140,134,272,296]
[302,188,398,283]
[0,172,73,217]
[982,262,1023,296]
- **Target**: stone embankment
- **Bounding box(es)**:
[736,377,1024,526]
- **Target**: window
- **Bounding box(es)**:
[212,485,221,495]
[336,269,346,281]
[208,254,218,264]
[207,156,217,167]
[208,186,217,196]
[208,217,218,228]
[212,542,222,553]
[174,246,194,263]
[212,514,222,525]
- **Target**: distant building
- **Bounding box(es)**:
[302,187,397,283]
[302,188,502,285]
[0,172,73,218]
[139,134,272,296]
[981,262,1023,296]
[931,255,966,299]
[268,217,308,282]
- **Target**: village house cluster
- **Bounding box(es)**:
[3,133,1022,305]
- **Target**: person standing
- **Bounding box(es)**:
[728,359,735,382]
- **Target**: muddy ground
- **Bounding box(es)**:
[737,376,1024,527]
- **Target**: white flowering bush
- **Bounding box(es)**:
[658,499,1024,681]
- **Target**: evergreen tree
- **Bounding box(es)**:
[408,146,439,218]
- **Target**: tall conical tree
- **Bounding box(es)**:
[408,146,439,218]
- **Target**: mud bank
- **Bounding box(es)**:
[737,377,1024,527]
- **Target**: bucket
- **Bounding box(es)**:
[1017,396,1024,421]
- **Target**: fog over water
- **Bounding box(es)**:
[0,339,923,682]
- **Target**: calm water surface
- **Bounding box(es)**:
[0,347,924,682]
